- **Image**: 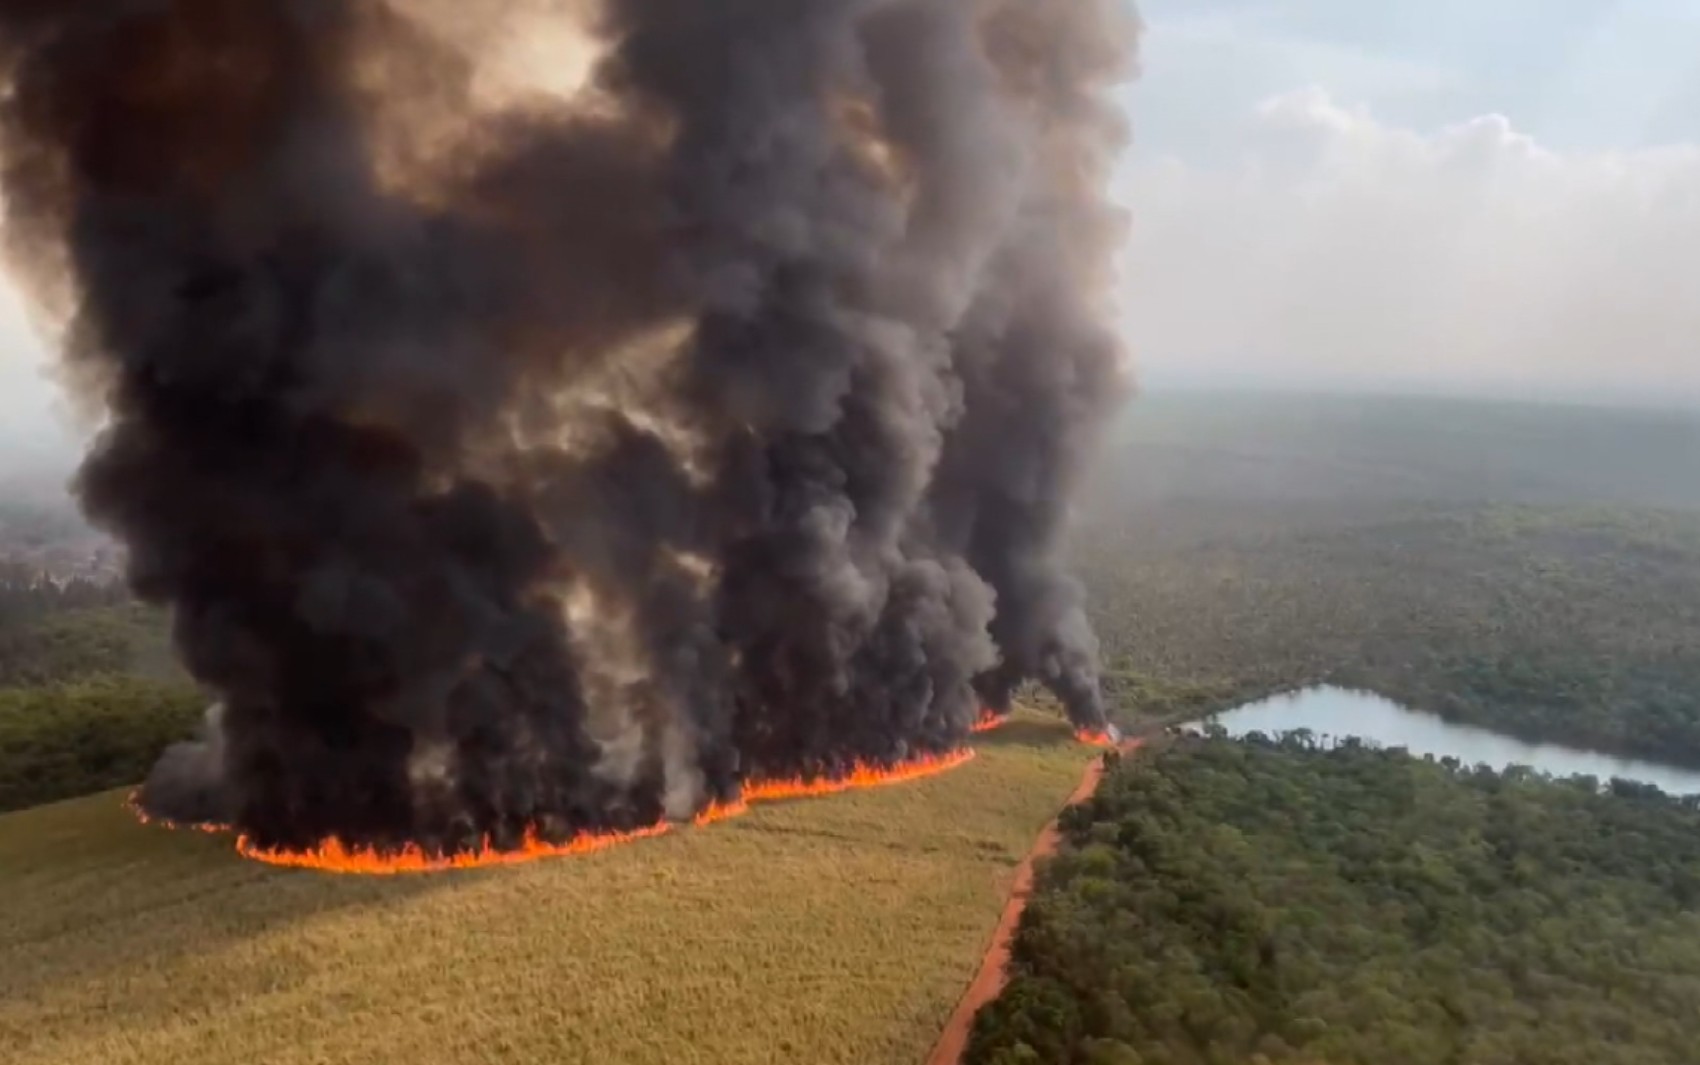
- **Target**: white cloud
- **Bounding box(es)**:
[1126,87,1700,404]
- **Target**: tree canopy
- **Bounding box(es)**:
[968,737,1700,1065]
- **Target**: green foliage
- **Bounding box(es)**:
[0,676,204,812]
[1081,394,1700,754]
[966,738,1700,1065]
[1082,503,1700,763]
[0,554,190,811]
[0,603,179,688]
[1099,392,1700,513]
[0,565,125,625]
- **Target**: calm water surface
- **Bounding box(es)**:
[1198,686,1700,797]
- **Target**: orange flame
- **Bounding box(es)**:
[741,748,976,803]
[196,747,977,875]
[236,820,673,876]
[1074,728,1117,748]
[692,798,750,827]
[971,710,1008,734]
[125,789,230,835]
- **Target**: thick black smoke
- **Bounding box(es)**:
[0,0,1138,854]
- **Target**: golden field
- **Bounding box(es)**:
[0,714,1092,1065]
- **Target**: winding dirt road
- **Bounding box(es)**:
[925,739,1143,1065]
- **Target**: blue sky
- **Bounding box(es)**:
[1132,0,1700,161]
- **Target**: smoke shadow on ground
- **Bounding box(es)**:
[0,790,478,1013]
[2,722,1099,1065]
[2,721,1094,1047]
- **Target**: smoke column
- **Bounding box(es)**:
[0,0,1139,855]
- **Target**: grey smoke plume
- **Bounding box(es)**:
[141,702,230,824]
[0,0,1138,853]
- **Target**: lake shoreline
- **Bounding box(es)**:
[1173,685,1700,797]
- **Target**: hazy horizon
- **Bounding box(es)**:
[1135,369,1700,414]
[4,0,1699,486]
[1118,0,1700,404]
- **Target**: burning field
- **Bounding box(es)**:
[1,712,1096,1065]
[0,0,1138,865]
[134,744,981,875]
[130,716,1101,875]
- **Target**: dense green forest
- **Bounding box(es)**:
[0,676,205,811]
[1098,392,1700,512]
[1080,393,1700,763]
[0,558,197,811]
[1085,504,1700,764]
[968,737,1700,1065]
[0,562,170,684]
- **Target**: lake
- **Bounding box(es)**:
[1195,686,1700,797]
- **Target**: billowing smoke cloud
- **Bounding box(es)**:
[0,0,1137,855]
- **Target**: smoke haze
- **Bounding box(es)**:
[0,0,1137,854]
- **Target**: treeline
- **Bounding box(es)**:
[0,677,205,811]
[0,602,179,690]
[0,554,198,812]
[0,560,127,628]
[1081,504,1700,765]
[967,737,1700,1065]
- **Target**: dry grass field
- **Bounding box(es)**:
[0,714,1092,1065]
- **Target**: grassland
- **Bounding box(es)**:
[0,714,1093,1065]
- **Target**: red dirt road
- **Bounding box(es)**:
[926,740,1143,1065]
